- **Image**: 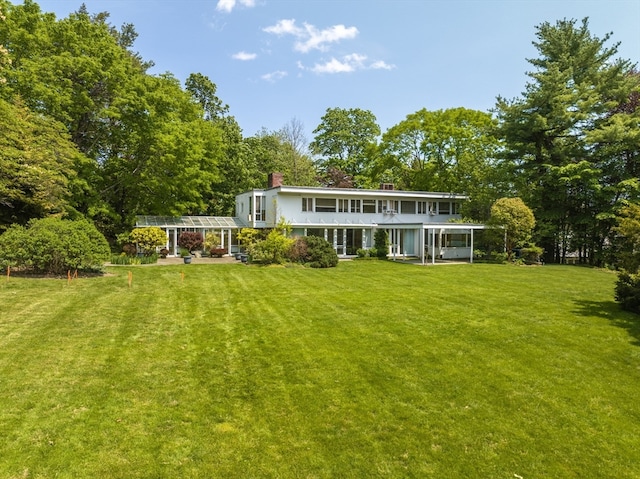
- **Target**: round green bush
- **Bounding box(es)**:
[291,236,338,268]
[615,271,640,314]
[0,217,110,274]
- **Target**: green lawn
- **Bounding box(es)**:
[1,261,638,478]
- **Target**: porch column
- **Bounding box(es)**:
[228,229,232,254]
[470,229,474,264]
[174,229,179,256]
[421,228,426,265]
[432,228,436,265]
[342,228,346,256]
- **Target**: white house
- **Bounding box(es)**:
[136,173,487,263]
[235,173,485,263]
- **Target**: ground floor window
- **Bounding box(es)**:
[445,233,469,247]
[307,228,324,237]
[295,227,371,255]
[387,229,417,256]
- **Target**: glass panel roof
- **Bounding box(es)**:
[135,216,246,228]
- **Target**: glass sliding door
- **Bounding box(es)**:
[345,229,363,255]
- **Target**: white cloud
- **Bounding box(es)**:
[310,58,355,74]
[296,24,359,53]
[263,19,358,53]
[232,51,257,61]
[216,0,256,13]
[302,54,396,74]
[370,60,395,70]
[261,70,288,82]
[263,19,302,36]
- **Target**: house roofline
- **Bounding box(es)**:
[238,185,468,200]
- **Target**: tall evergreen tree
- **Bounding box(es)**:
[495,18,639,264]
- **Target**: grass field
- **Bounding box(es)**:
[1,261,639,478]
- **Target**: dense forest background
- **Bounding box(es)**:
[0,0,638,264]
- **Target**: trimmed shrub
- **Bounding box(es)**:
[374,229,389,258]
[615,271,640,314]
[251,229,295,265]
[520,246,544,264]
[0,217,110,274]
[122,243,137,257]
[0,225,30,268]
[289,237,309,262]
[290,236,338,268]
[110,253,158,265]
[129,227,167,255]
[356,248,379,259]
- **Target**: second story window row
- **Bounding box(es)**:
[301,197,460,215]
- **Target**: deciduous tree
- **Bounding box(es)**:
[0,98,87,229]
[378,107,505,219]
[489,197,536,258]
[310,107,380,185]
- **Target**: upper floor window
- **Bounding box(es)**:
[302,197,313,212]
[378,199,398,214]
[401,201,416,214]
[315,198,336,212]
[417,201,428,214]
[362,199,376,213]
[350,199,361,213]
[439,201,451,215]
[338,199,349,213]
[255,195,265,221]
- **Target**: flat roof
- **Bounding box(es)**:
[136,216,246,228]
[239,185,468,200]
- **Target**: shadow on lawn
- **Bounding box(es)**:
[573,299,640,347]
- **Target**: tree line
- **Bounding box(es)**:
[1,2,638,270]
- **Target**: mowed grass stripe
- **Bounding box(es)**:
[0,262,638,478]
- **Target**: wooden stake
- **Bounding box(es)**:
[74,269,78,279]
[180,271,185,282]
[67,270,71,285]
[128,271,133,288]
[6,265,9,281]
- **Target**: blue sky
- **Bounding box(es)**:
[35,0,640,142]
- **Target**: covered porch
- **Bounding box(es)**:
[420,223,487,265]
[379,223,486,264]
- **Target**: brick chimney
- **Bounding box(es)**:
[380,183,394,191]
[268,172,284,188]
